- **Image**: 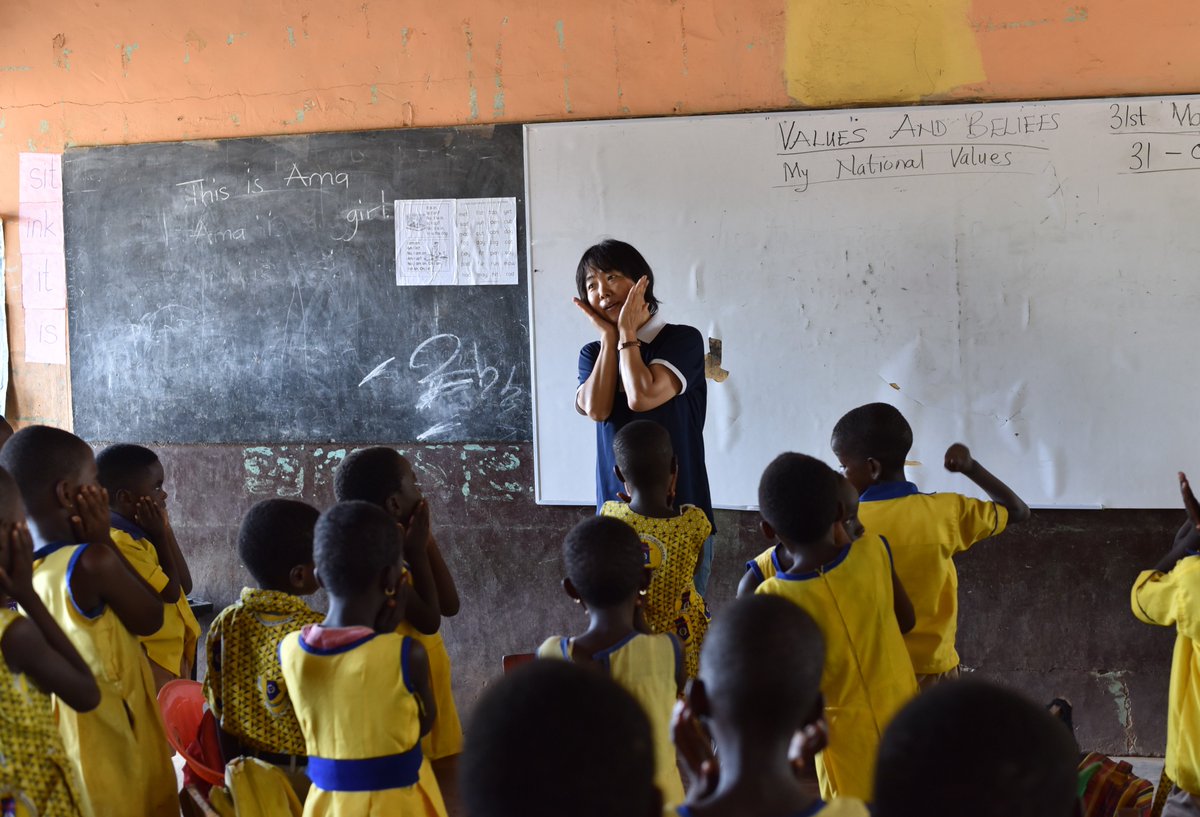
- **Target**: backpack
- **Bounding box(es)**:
[1077,751,1154,817]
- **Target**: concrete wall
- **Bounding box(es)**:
[6,0,1200,753]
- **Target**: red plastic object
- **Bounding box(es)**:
[158,679,226,787]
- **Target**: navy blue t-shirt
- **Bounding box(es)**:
[577,321,714,531]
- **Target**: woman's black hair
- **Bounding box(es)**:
[575,239,660,315]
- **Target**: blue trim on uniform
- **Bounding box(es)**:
[109,511,148,541]
[860,481,922,502]
[66,544,106,619]
[297,631,377,656]
[400,636,415,693]
[880,535,894,568]
[771,547,785,576]
[307,746,424,792]
[776,544,853,582]
[559,637,570,659]
[745,559,765,582]
[676,808,694,817]
[1187,548,1200,557]
[32,541,74,561]
[590,631,640,670]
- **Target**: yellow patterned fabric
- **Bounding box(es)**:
[539,633,685,810]
[600,502,712,678]
[0,607,93,817]
[204,587,325,755]
[31,542,177,817]
[279,629,447,817]
[109,521,201,676]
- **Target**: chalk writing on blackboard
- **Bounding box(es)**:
[395,197,518,286]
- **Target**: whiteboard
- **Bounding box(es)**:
[526,96,1200,510]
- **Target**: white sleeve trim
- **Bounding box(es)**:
[649,358,687,395]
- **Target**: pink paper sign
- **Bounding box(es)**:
[18,153,63,204]
[18,202,64,253]
[21,253,67,309]
[24,308,67,365]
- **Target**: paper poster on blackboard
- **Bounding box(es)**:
[395,196,518,286]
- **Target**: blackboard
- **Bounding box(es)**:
[64,126,530,444]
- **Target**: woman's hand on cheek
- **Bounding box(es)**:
[617,277,650,339]
[573,297,617,341]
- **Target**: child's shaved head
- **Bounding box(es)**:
[613,420,674,489]
[314,501,401,598]
[699,595,824,735]
[462,660,660,817]
[562,516,644,609]
[238,498,320,591]
[831,403,913,472]
[874,680,1078,817]
[0,426,94,511]
[758,453,841,544]
[334,447,418,517]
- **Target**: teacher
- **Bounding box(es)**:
[573,239,716,595]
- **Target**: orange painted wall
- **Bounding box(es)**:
[3,0,1200,427]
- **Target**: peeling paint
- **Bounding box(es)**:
[401,27,411,52]
[464,24,479,121]
[226,32,248,46]
[1091,670,1139,753]
[0,66,32,72]
[120,43,139,71]
[243,447,305,497]
[287,26,296,47]
[370,84,379,104]
[38,120,49,134]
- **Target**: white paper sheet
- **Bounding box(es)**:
[395,196,517,286]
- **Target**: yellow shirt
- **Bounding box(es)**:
[600,502,713,678]
[204,587,325,755]
[0,607,93,817]
[757,535,917,802]
[856,482,1007,675]
[539,633,686,809]
[279,627,447,817]
[109,515,201,676]
[1132,557,1200,794]
[31,541,177,817]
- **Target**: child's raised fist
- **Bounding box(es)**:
[944,443,975,474]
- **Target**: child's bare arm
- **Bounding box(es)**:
[945,443,1031,524]
[1155,474,1200,573]
[427,537,459,617]
[405,641,438,737]
[135,497,193,597]
[736,568,763,597]
[891,564,916,634]
[71,486,164,637]
[400,501,441,635]
[0,523,100,712]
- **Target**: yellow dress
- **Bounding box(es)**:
[30,542,177,817]
[745,544,780,585]
[0,607,94,817]
[393,622,462,760]
[600,502,712,678]
[1132,557,1200,794]
[279,627,447,817]
[204,587,325,755]
[109,515,201,677]
[538,633,685,809]
[856,482,1007,675]
[757,535,917,802]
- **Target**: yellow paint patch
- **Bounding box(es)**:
[785,0,986,106]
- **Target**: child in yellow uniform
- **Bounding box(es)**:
[98,444,200,689]
[204,498,324,793]
[538,515,686,809]
[0,465,99,817]
[462,660,663,817]
[753,453,917,802]
[333,448,462,767]
[600,420,711,678]
[831,403,1029,689]
[1,426,177,817]
[672,595,869,817]
[873,680,1078,817]
[279,500,446,817]
[739,475,865,595]
[1131,472,1200,815]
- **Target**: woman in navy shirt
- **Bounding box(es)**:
[573,239,716,594]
